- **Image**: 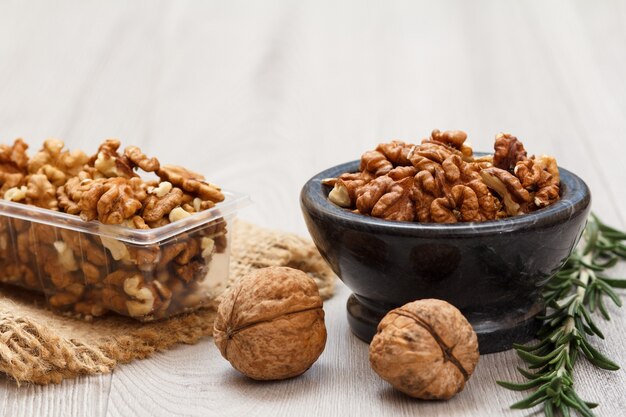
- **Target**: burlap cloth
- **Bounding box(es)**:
[0,220,335,385]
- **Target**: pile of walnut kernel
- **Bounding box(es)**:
[323,130,560,223]
[0,138,226,320]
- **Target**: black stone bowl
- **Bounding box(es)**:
[300,160,591,353]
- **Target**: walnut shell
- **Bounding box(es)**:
[369,299,479,400]
[213,266,327,380]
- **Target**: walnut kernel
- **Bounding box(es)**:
[169,206,191,222]
[4,186,27,201]
[123,275,156,317]
[53,241,79,271]
[328,182,352,207]
[149,181,173,198]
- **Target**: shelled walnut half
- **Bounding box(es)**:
[323,130,560,223]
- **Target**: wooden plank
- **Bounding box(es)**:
[0,375,111,417]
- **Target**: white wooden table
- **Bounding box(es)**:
[0,1,625,416]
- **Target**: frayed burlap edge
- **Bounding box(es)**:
[0,220,335,385]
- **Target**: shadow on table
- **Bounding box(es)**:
[217,361,332,402]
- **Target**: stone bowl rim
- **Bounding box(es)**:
[301,159,591,238]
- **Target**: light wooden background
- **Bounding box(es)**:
[0,1,625,416]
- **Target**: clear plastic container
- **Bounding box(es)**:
[0,191,249,321]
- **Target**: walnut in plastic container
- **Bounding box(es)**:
[0,203,245,321]
[0,138,249,321]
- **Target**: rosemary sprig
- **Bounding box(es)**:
[498,213,626,417]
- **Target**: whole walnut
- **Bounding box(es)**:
[213,266,327,380]
[369,299,479,400]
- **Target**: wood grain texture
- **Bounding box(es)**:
[0,0,625,416]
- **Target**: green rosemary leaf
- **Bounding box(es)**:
[600,230,626,240]
[587,287,597,311]
[595,242,617,253]
[550,315,567,327]
[516,366,550,380]
[596,281,622,307]
[497,378,548,391]
[547,354,566,367]
[560,403,571,417]
[569,278,588,287]
[578,336,594,357]
[568,389,598,417]
[600,277,626,289]
[592,256,618,269]
[577,321,594,337]
[512,339,551,352]
[516,345,564,366]
[579,260,604,271]
[561,394,594,417]
[548,328,565,343]
[529,362,549,370]
[580,308,604,339]
[579,339,620,371]
[565,348,576,369]
[558,267,580,276]
[510,387,549,409]
[556,331,572,346]
[597,293,610,320]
